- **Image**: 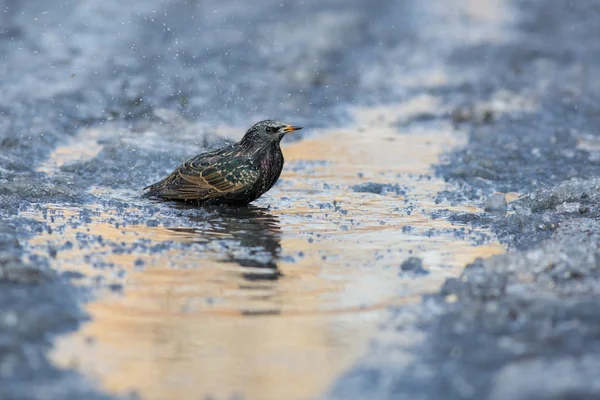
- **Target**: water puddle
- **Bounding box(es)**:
[23,104,505,400]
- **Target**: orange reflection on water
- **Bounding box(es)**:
[22,103,507,400]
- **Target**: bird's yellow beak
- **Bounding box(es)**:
[282,125,303,132]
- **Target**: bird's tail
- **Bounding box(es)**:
[142,173,175,198]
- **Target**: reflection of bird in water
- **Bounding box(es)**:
[168,205,282,282]
[143,120,302,205]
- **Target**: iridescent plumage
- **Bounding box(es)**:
[143,120,302,206]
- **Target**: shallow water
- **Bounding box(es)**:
[23,105,505,400]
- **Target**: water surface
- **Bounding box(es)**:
[24,104,505,400]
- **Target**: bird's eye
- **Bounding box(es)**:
[266,126,277,134]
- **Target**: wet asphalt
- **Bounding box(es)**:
[1,0,600,399]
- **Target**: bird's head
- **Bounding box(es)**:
[240,120,303,149]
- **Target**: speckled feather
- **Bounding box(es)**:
[143,120,299,206]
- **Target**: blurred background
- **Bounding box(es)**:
[2,1,600,400]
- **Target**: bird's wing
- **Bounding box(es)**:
[144,152,260,201]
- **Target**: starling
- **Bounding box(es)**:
[143,120,302,206]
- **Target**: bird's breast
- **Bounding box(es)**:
[257,145,284,194]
